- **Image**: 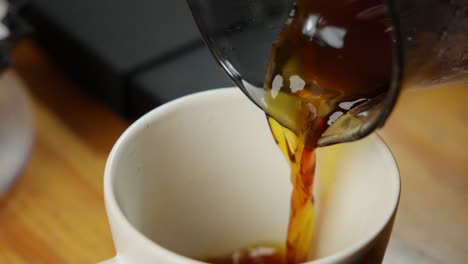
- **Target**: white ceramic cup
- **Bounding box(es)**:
[101,88,400,264]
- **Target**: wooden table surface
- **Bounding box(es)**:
[0,40,467,263]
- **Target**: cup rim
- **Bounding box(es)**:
[104,87,400,264]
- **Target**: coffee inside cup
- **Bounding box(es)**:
[109,90,398,263]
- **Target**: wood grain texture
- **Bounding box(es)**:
[0,40,467,263]
[0,40,128,264]
[381,85,468,264]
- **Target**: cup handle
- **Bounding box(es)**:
[98,257,120,264]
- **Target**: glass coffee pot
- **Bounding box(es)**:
[187,0,468,146]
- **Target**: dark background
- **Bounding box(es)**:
[19,0,234,119]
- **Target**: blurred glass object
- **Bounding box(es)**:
[0,70,34,194]
[0,0,34,195]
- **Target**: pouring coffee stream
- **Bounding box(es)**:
[187,0,467,263]
[188,0,468,147]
